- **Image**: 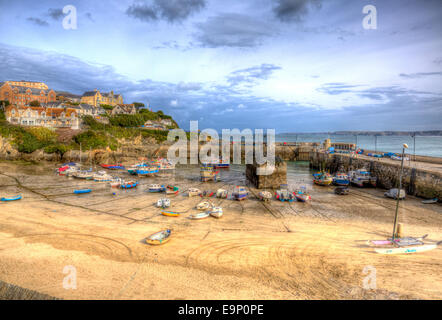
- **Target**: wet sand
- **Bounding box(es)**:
[0,161,441,300]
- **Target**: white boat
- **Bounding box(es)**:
[93,170,113,182]
[72,170,94,180]
[422,198,438,204]
[375,244,437,254]
[258,191,273,201]
[188,188,201,197]
[349,169,377,187]
[189,212,210,220]
[216,189,228,198]
[196,201,212,210]
[156,198,171,208]
[384,188,406,200]
[148,184,166,192]
[208,206,223,218]
[109,177,123,188]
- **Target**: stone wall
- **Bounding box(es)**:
[246,158,287,189]
[310,152,442,199]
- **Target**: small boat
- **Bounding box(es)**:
[148,184,166,192]
[349,169,376,187]
[333,173,350,186]
[201,190,215,197]
[275,188,295,202]
[109,178,123,188]
[72,170,94,180]
[212,157,230,169]
[73,189,91,194]
[232,186,248,201]
[136,166,159,176]
[156,159,175,171]
[156,198,171,208]
[216,189,228,198]
[334,187,349,195]
[1,195,22,202]
[313,172,333,186]
[368,235,428,247]
[119,181,138,189]
[146,229,171,245]
[200,164,220,182]
[161,211,180,217]
[100,164,125,170]
[422,198,438,204]
[196,201,212,210]
[384,188,406,200]
[188,188,201,197]
[189,212,210,220]
[93,171,113,182]
[258,191,273,201]
[295,187,311,201]
[166,185,179,195]
[209,206,223,218]
[375,244,437,254]
[391,155,409,161]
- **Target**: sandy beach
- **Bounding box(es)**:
[0,161,441,300]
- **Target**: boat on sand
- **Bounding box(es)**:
[146,229,171,245]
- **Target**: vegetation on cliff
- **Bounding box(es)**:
[0,108,178,156]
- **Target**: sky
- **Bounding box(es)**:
[0,0,441,132]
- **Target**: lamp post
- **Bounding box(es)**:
[392,143,408,241]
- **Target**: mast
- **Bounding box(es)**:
[392,144,408,240]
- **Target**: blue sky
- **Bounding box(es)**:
[0,0,441,132]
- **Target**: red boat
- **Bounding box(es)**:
[100,164,125,170]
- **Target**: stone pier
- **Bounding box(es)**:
[246,157,287,189]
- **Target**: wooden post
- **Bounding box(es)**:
[396,223,403,238]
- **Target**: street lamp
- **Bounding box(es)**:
[392,143,408,240]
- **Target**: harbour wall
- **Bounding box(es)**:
[309,152,442,200]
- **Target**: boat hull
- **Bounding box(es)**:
[1,195,22,201]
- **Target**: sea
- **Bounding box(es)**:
[275,133,442,158]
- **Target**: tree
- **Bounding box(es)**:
[29,100,40,107]
[133,102,145,110]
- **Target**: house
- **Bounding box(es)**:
[0,81,56,106]
[159,118,173,126]
[80,89,102,107]
[111,104,137,115]
[101,90,123,106]
[5,105,80,129]
[56,91,82,103]
[142,120,167,131]
[70,103,106,116]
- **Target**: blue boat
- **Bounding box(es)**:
[1,195,22,201]
[73,189,92,194]
[333,173,350,186]
[136,167,159,176]
[120,181,138,189]
[148,184,166,192]
[232,186,248,201]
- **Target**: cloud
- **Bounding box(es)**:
[26,17,49,27]
[227,64,282,87]
[126,0,206,23]
[194,13,276,48]
[273,0,322,22]
[177,82,203,91]
[85,12,95,22]
[170,99,178,106]
[317,82,362,95]
[48,8,64,20]
[399,71,442,79]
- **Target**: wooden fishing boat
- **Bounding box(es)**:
[258,191,273,201]
[189,212,210,220]
[209,206,223,218]
[313,172,333,186]
[349,169,376,187]
[295,187,311,201]
[146,229,171,245]
[166,185,179,195]
[375,244,437,254]
[156,198,171,208]
[109,178,123,188]
[232,186,248,201]
[136,166,159,176]
[422,198,438,204]
[161,211,180,217]
[119,181,138,189]
[216,188,228,198]
[332,173,350,186]
[275,189,295,202]
[188,188,201,197]
[196,201,212,210]
[148,184,166,192]
[1,195,22,202]
[73,189,91,194]
[93,171,113,182]
[384,188,406,200]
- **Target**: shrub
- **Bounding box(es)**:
[0,110,5,120]
[26,127,57,143]
[74,130,118,151]
[44,144,69,156]
[100,104,114,111]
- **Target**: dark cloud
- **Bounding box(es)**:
[126,0,206,23]
[399,71,442,79]
[26,17,49,27]
[48,8,64,20]
[194,13,276,48]
[273,0,322,22]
